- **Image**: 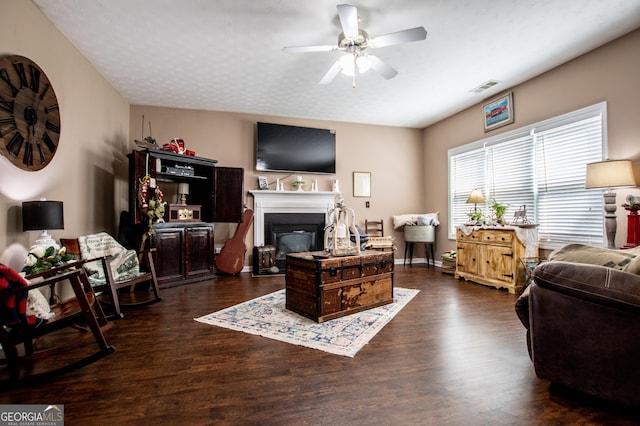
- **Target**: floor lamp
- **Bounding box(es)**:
[585,160,637,249]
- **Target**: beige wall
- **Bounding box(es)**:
[129,106,425,258]
[424,29,640,253]
[1,1,638,269]
[0,1,130,257]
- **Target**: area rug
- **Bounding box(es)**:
[195,287,419,357]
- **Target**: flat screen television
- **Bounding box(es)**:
[256,122,336,174]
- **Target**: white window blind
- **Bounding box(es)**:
[448,103,606,247]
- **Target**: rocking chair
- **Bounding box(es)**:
[0,263,115,384]
[60,232,162,319]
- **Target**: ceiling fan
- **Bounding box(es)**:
[282,4,427,86]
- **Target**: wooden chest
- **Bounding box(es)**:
[285,250,394,323]
[252,245,276,275]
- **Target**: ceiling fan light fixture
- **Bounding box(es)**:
[340,53,356,76]
[339,52,371,76]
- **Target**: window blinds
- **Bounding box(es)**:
[448,103,606,247]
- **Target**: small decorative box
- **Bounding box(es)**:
[167,204,202,222]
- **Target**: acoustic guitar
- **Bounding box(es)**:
[215,209,254,275]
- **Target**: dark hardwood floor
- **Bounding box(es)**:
[1,264,638,425]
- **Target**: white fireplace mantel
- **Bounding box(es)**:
[249,190,340,246]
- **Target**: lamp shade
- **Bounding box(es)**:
[22,200,64,231]
[466,189,486,204]
[585,160,637,189]
[177,183,190,195]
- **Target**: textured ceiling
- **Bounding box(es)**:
[33,0,640,128]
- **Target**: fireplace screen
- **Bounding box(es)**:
[273,231,315,260]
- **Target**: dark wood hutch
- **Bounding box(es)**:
[128,149,243,287]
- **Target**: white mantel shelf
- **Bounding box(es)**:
[249,190,340,246]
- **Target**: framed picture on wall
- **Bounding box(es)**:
[483,92,514,132]
[353,172,371,197]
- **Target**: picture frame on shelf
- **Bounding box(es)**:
[353,171,371,197]
[483,92,514,132]
[258,175,269,190]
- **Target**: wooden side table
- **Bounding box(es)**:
[623,208,639,249]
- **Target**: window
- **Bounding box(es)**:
[448,102,606,248]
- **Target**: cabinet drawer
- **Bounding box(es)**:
[456,229,480,242]
[480,231,513,245]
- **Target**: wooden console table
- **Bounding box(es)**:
[455,225,538,294]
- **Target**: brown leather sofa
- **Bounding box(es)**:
[515,260,640,407]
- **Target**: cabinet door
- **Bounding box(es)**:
[152,228,185,284]
[185,226,214,278]
[479,244,514,283]
[213,167,244,222]
[456,242,478,275]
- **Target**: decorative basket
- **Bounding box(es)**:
[441,256,456,274]
[404,225,435,242]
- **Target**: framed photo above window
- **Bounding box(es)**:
[353,172,371,197]
[483,92,514,132]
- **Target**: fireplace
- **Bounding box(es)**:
[249,190,339,272]
[264,212,325,270]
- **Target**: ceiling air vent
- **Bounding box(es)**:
[470,80,501,93]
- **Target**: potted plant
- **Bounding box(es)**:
[489,199,509,225]
[466,209,485,225]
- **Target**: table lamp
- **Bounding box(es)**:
[466,189,486,212]
[178,183,190,205]
[585,159,636,248]
[22,199,64,250]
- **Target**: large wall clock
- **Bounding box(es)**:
[0,55,61,172]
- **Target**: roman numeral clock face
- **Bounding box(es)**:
[0,55,61,171]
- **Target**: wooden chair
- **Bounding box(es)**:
[365,219,384,237]
[60,234,162,319]
[363,219,395,251]
[0,264,115,384]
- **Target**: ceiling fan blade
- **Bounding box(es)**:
[319,61,343,85]
[370,27,427,48]
[282,45,338,53]
[368,55,398,80]
[337,4,359,39]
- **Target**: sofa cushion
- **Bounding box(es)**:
[533,261,640,310]
[623,254,640,275]
[392,212,439,230]
[549,243,636,270]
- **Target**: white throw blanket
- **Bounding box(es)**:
[78,232,141,285]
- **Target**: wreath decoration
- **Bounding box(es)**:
[137,175,166,248]
[138,174,151,212]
